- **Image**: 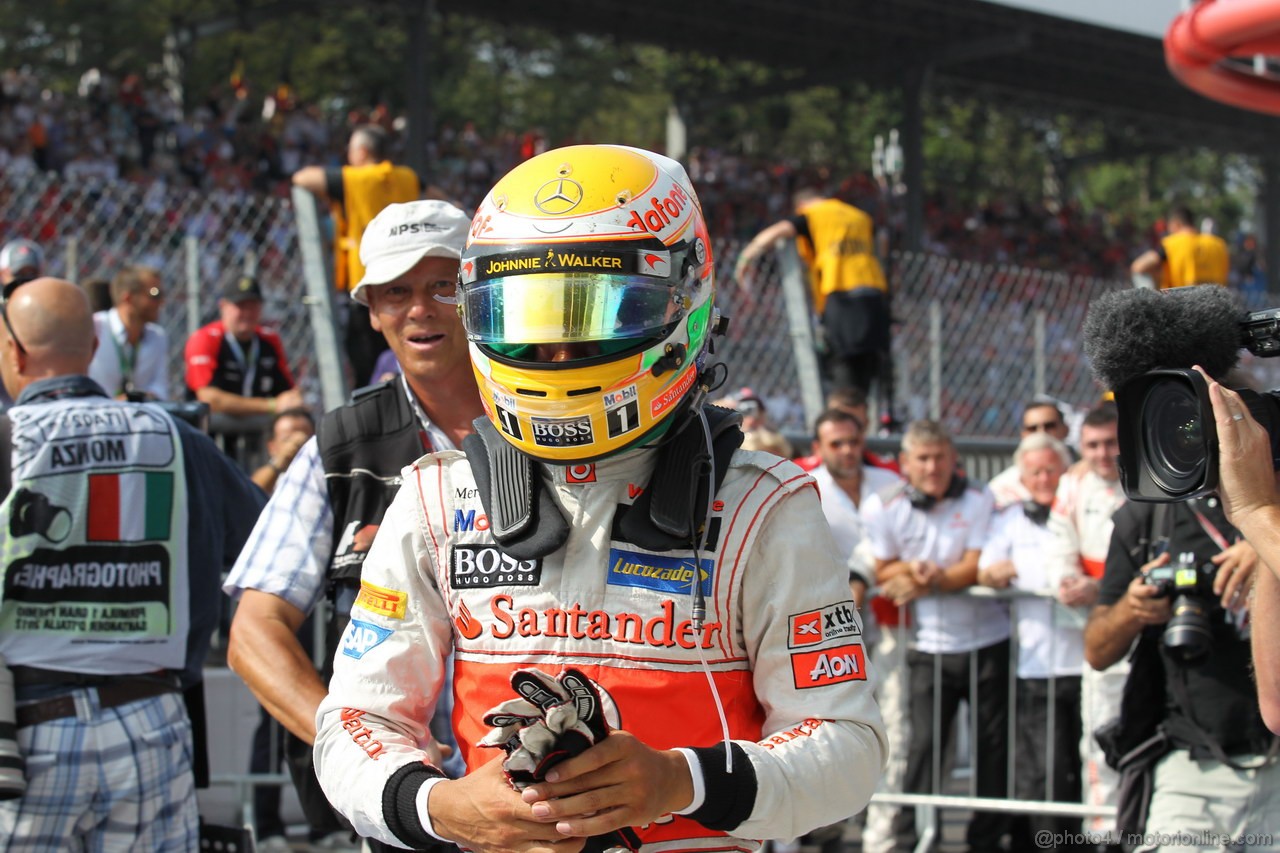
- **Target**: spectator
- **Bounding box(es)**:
[863,418,1008,852]
[808,406,903,853]
[309,144,885,853]
[224,200,482,852]
[0,240,42,291]
[0,238,43,408]
[250,407,315,494]
[978,432,1086,850]
[1131,205,1229,290]
[184,275,302,416]
[88,264,170,400]
[736,187,889,400]
[293,124,421,386]
[1045,402,1126,837]
[795,385,899,473]
[988,397,1073,509]
[0,276,264,849]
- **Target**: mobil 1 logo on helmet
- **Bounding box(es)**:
[450,545,543,588]
[603,384,640,439]
[530,415,593,447]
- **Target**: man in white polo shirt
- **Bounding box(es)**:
[808,406,901,853]
[863,418,1008,853]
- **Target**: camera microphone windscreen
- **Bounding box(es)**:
[1083,285,1245,390]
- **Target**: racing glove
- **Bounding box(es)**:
[479,667,613,790]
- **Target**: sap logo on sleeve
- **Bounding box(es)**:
[341,619,394,660]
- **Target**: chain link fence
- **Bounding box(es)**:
[0,172,322,408]
[4,170,1277,443]
[723,241,1280,440]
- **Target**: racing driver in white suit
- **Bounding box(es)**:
[313,144,887,853]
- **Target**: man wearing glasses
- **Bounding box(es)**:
[88,264,171,401]
[988,398,1074,509]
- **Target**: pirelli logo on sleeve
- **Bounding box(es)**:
[354,580,408,620]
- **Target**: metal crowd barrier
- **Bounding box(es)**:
[866,585,1115,853]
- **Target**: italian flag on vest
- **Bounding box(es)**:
[87,471,174,542]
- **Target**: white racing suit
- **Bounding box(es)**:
[314,446,887,851]
[1047,466,1126,832]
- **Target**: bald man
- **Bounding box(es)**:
[0,278,265,850]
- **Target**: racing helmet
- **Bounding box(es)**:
[459,144,718,464]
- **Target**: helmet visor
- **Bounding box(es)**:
[461,273,684,344]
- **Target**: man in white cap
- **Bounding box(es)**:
[223,200,483,851]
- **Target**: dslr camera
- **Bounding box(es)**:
[1115,308,1280,502]
[1143,551,1218,662]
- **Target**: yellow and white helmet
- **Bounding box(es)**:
[459,144,718,464]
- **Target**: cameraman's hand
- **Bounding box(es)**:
[1211,540,1257,613]
[1195,366,1279,529]
[1123,553,1173,627]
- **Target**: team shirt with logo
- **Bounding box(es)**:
[862,482,1008,654]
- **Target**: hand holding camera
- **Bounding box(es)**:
[1124,552,1174,628]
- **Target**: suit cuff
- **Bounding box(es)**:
[672,748,706,815]
[415,776,450,842]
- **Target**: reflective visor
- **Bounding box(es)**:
[461,273,683,343]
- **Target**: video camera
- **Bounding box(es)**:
[1099,293,1280,501]
[1143,551,1218,662]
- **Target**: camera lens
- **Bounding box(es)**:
[1141,381,1206,494]
[1163,595,1213,662]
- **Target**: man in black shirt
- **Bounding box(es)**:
[1084,497,1278,850]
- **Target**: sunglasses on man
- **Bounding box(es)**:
[1,274,36,356]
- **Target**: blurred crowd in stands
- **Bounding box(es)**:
[1,65,1268,287]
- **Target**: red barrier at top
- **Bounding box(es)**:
[1165,0,1280,115]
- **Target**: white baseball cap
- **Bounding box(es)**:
[351,200,470,306]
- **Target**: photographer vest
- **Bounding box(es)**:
[317,380,430,670]
[0,396,189,673]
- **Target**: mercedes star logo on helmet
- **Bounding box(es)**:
[534,178,585,214]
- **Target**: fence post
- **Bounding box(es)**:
[184,236,201,342]
[64,236,78,282]
[929,300,942,420]
[1035,309,1046,397]
[776,240,825,431]
[291,186,348,412]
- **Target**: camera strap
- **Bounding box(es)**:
[1189,504,1231,552]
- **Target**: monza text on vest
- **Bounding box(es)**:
[49,437,126,468]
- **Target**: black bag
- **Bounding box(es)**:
[1094,628,1167,771]
[1110,727,1174,851]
